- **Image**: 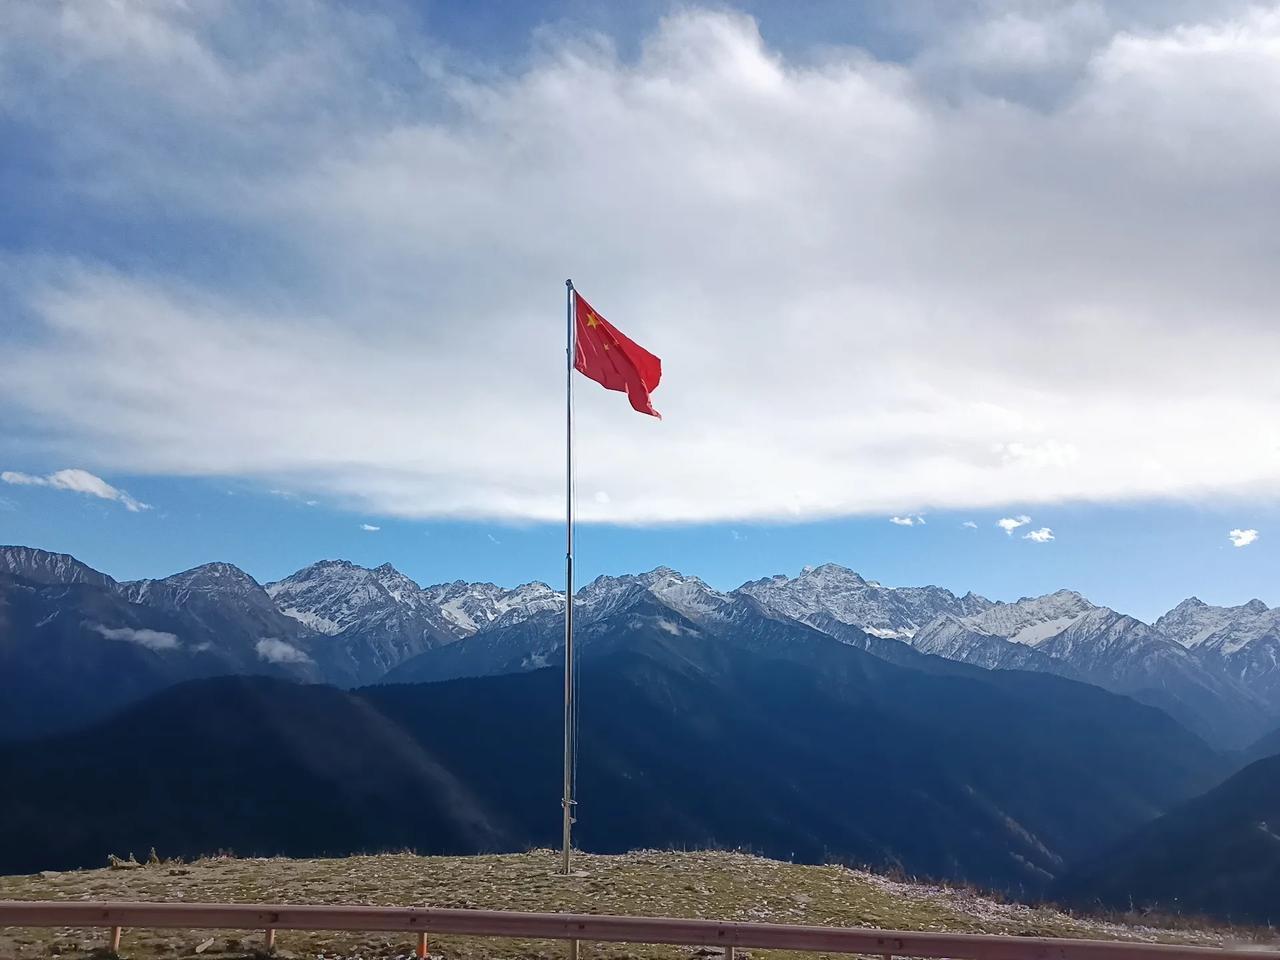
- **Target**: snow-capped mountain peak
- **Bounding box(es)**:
[557,567,738,629]
[736,564,990,640]
[425,578,564,635]
[0,545,117,589]
[164,562,261,592]
[265,560,397,635]
[1156,596,1280,655]
[370,562,425,604]
[967,589,1097,646]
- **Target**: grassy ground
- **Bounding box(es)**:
[0,850,1271,960]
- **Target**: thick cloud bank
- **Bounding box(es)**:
[1,2,1278,522]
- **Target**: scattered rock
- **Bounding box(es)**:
[108,853,141,870]
[194,936,216,953]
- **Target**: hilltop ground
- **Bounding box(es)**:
[0,850,1271,960]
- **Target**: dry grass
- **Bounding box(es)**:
[0,850,1271,960]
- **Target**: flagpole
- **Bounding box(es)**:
[561,278,576,875]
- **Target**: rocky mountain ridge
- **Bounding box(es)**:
[1,545,1277,746]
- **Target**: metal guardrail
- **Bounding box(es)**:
[2,901,1276,960]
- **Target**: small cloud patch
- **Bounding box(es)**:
[961,520,978,529]
[89,623,180,650]
[2,468,149,512]
[997,515,1031,535]
[1229,528,1259,548]
[1024,527,1055,543]
[360,523,380,532]
[255,637,312,664]
[890,515,926,526]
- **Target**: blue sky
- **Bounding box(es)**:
[0,0,1277,621]
[1,474,1273,622]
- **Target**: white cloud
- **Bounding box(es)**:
[255,637,312,664]
[2,6,1280,522]
[359,523,380,532]
[2,468,149,512]
[997,515,1032,535]
[89,623,180,650]
[1229,528,1259,547]
[889,515,926,526]
[1024,527,1055,543]
[962,520,978,529]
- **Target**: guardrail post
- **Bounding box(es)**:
[110,925,122,954]
[417,931,428,959]
[569,937,580,960]
[265,927,276,952]
[727,947,736,960]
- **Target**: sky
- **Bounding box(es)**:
[0,0,1276,621]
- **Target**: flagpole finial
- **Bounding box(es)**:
[566,278,574,290]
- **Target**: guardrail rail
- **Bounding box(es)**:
[3,901,1275,960]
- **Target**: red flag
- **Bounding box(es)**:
[574,293,662,418]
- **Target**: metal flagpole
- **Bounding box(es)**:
[561,278,576,875]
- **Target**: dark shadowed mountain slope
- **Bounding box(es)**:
[0,562,343,738]
[0,573,246,739]
[386,584,1230,821]
[0,613,1222,891]
[1055,754,1280,924]
[1243,723,1280,767]
[0,676,510,873]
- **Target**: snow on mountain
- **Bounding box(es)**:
[577,567,735,625]
[121,562,343,683]
[423,578,562,636]
[911,593,1273,747]
[952,590,1096,646]
[911,615,1073,674]
[264,560,568,683]
[123,562,265,607]
[1157,598,1280,702]
[0,545,117,590]
[1157,598,1280,655]
[736,563,991,640]
[5,541,1279,747]
[265,560,400,636]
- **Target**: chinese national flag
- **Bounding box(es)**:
[574,293,662,418]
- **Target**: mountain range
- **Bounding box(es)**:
[3,546,1279,748]
[7,543,1280,915]
[0,598,1224,891]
